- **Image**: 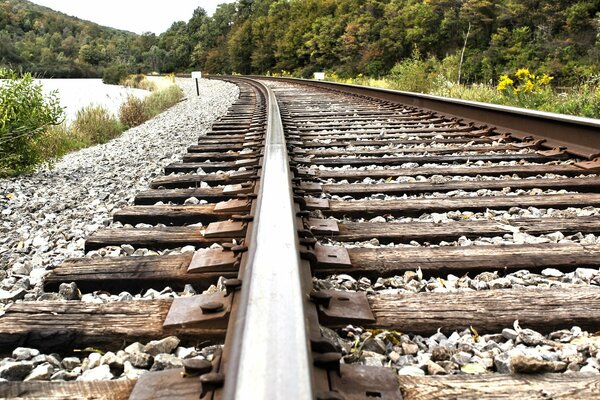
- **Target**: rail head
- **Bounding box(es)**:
[250,76,600,160]
[222,79,314,399]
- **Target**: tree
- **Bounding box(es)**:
[0,68,63,173]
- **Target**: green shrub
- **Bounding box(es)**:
[0,67,63,175]
[142,85,184,117]
[102,64,129,85]
[121,74,157,91]
[36,123,91,160]
[72,106,123,144]
[388,51,433,93]
[119,96,149,128]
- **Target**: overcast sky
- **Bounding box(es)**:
[30,0,236,34]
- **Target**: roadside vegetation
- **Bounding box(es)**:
[0,70,183,177]
[315,53,600,119]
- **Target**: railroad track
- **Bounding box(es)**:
[1,77,600,398]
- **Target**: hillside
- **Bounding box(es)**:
[0,0,155,77]
[168,0,600,85]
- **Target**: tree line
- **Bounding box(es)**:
[2,0,599,85]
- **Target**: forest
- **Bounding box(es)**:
[1,0,599,85]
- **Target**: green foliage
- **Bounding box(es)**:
[118,96,148,129]
[1,0,159,77]
[102,64,129,85]
[0,67,63,175]
[142,85,184,117]
[121,74,157,91]
[72,106,123,144]
[119,85,183,129]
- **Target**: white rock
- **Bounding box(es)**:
[398,366,425,376]
[77,365,113,381]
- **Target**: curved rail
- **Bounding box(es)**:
[251,76,600,160]
[222,79,313,399]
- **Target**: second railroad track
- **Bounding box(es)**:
[1,76,600,399]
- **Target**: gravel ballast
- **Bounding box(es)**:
[0,78,238,306]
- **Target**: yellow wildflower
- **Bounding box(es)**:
[515,68,533,81]
[537,73,554,86]
[522,79,535,93]
[497,75,514,91]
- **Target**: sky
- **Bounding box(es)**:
[29,0,236,34]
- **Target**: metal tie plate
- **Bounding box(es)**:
[306,218,339,235]
[163,292,231,329]
[328,364,402,400]
[204,220,247,237]
[304,197,330,210]
[316,290,375,326]
[214,199,251,212]
[187,249,239,273]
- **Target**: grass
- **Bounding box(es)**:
[324,75,600,119]
[25,81,184,172]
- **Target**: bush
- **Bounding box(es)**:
[72,106,123,144]
[102,64,129,85]
[142,85,184,117]
[0,67,63,175]
[119,96,149,128]
[388,50,433,93]
[36,123,91,160]
[121,74,157,91]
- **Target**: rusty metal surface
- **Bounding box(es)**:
[204,221,247,238]
[302,244,352,269]
[187,249,239,273]
[306,218,339,235]
[221,79,314,399]
[315,290,375,326]
[162,292,231,329]
[328,364,402,400]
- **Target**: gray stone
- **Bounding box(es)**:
[12,347,40,361]
[511,354,567,373]
[426,360,446,375]
[320,326,344,353]
[124,342,145,354]
[129,352,153,369]
[364,357,383,367]
[450,351,472,366]
[143,336,180,356]
[121,244,135,255]
[174,347,197,359]
[438,361,459,373]
[77,365,114,381]
[398,366,425,376]
[0,288,27,303]
[431,346,452,361]
[24,364,53,381]
[518,328,546,346]
[401,341,419,356]
[100,351,124,373]
[0,361,34,381]
[123,361,146,380]
[50,370,79,381]
[396,355,416,368]
[150,353,184,371]
[58,282,81,300]
[388,351,401,363]
[363,337,387,354]
[541,268,563,277]
[62,357,81,370]
[494,352,513,373]
[501,328,519,340]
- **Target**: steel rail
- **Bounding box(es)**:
[222,79,314,399]
[251,76,600,160]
